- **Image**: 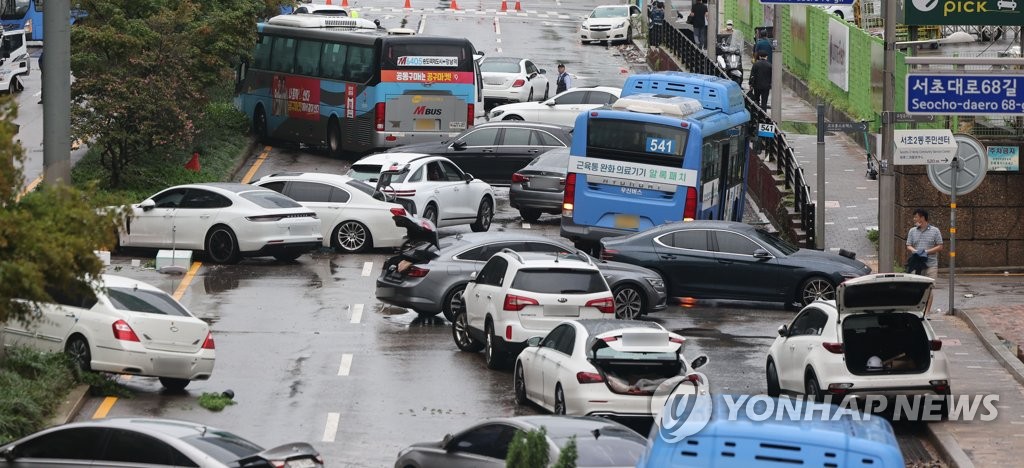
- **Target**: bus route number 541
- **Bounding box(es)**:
[646,137,674,154]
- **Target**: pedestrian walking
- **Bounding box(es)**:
[748,54,772,110]
[36,50,43,104]
[649,2,665,47]
[688,0,709,49]
[905,208,943,279]
[754,29,774,63]
[555,63,572,94]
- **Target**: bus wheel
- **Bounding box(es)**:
[9,75,23,93]
[328,118,344,158]
[253,106,269,142]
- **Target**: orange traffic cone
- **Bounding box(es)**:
[500,0,508,11]
[342,0,349,6]
[514,0,521,11]
[450,0,460,9]
[403,0,411,8]
[185,151,201,172]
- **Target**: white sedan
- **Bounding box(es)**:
[515,319,708,418]
[1,275,215,391]
[487,86,622,127]
[253,172,409,253]
[115,183,323,263]
[480,57,550,104]
[580,4,642,44]
[347,153,495,231]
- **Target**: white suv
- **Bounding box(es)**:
[766,274,951,408]
[453,250,615,369]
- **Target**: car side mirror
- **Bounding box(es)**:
[526,336,543,347]
[778,324,789,337]
[452,141,467,151]
[140,199,156,211]
[545,100,556,106]
[463,173,474,183]
[539,68,547,74]
[441,434,454,450]
[690,355,708,370]
[468,271,477,281]
[1,446,15,462]
[753,249,772,260]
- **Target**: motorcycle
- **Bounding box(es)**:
[716,32,743,86]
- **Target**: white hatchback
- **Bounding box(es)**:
[487,86,621,127]
[1,275,215,391]
[453,250,615,369]
[347,153,495,231]
[516,319,708,418]
[766,273,951,403]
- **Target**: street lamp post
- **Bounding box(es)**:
[878,0,898,273]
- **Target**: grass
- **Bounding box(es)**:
[198,392,236,412]
[0,348,77,444]
[71,100,252,207]
[779,121,818,135]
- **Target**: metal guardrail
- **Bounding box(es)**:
[652,23,816,247]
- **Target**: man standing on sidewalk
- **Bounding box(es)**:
[748,54,771,110]
[649,2,665,47]
[906,208,944,279]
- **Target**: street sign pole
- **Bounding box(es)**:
[879,0,897,273]
[816,104,825,250]
[949,158,958,315]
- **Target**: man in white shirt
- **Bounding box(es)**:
[555,64,573,94]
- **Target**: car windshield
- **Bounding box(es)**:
[481,60,521,73]
[182,431,262,464]
[346,179,376,196]
[240,191,302,209]
[590,6,628,18]
[565,434,647,466]
[349,164,382,182]
[511,268,606,294]
[753,228,799,255]
[106,287,191,317]
[532,149,570,168]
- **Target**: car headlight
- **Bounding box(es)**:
[490,109,505,118]
[645,277,665,289]
[581,24,590,30]
[839,271,861,279]
[615,21,627,29]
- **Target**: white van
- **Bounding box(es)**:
[0,28,29,94]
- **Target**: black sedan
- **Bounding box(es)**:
[386,121,572,184]
[510,147,569,223]
[599,220,872,308]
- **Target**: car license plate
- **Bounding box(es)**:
[614,214,639,229]
[592,31,608,38]
[287,459,317,468]
[414,119,439,131]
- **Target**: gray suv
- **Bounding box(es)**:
[375,232,668,321]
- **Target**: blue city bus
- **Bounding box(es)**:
[0,0,87,43]
[560,72,751,248]
[237,14,482,157]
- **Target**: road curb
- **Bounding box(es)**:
[48,384,91,427]
[958,308,1024,388]
[924,422,975,468]
[229,137,261,182]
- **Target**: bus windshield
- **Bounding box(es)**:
[0,0,31,19]
[586,119,688,166]
[382,42,474,71]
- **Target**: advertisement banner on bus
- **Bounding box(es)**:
[396,56,460,67]
[273,75,321,120]
[381,70,475,84]
[568,156,698,187]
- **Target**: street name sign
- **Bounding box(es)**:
[825,121,868,133]
[906,74,1024,115]
[893,129,958,165]
[892,112,936,123]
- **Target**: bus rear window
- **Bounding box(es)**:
[587,120,688,167]
[382,42,473,71]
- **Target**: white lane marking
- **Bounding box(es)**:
[847,227,860,231]
[351,304,363,324]
[954,352,970,355]
[322,413,340,442]
[868,197,879,201]
[845,205,857,208]
[417,16,427,34]
[494,16,501,35]
[825,222,835,225]
[848,216,859,220]
[361,261,373,276]
[496,38,502,43]
[338,354,353,376]
[522,223,531,229]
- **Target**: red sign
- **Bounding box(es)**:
[381,70,474,84]
[272,75,321,121]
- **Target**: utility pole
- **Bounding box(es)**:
[42,0,72,186]
[878,0,898,272]
[770,5,782,124]
[707,0,717,66]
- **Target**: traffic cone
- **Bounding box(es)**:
[500,0,508,11]
[514,0,521,11]
[185,151,201,172]
[450,0,460,9]
[404,0,411,8]
[342,0,349,6]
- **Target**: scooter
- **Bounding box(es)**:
[716,32,743,86]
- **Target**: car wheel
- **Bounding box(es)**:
[65,335,91,372]
[766,360,781,397]
[9,75,23,93]
[441,285,466,322]
[527,89,534,102]
[327,117,344,158]
[206,226,241,264]
[452,310,484,352]
[253,106,269,142]
[484,320,506,370]
[422,204,438,227]
[334,220,372,253]
[503,114,524,121]
[514,362,528,405]
[470,197,493,232]
[799,276,836,306]
[613,284,645,319]
[273,252,302,262]
[159,377,190,391]
[519,209,541,223]
[805,370,822,402]
[554,384,567,415]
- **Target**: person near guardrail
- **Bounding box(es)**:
[754,28,773,63]
[906,208,943,279]
[649,2,665,47]
[688,0,708,49]
[748,54,771,110]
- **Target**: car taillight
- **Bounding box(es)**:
[586,297,615,314]
[201,332,215,350]
[828,383,853,394]
[512,79,526,87]
[683,186,697,220]
[406,266,430,278]
[562,173,576,217]
[930,340,943,351]
[600,248,618,260]
[246,214,285,222]
[822,342,844,354]
[576,371,604,384]
[600,335,620,343]
[503,294,539,311]
[506,325,513,340]
[669,336,685,344]
[375,102,386,131]
[466,103,475,128]
[684,373,704,385]
[511,173,529,183]
[112,320,140,342]
[389,207,407,217]
[930,379,949,392]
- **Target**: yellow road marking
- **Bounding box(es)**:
[16,174,43,201]
[172,262,202,300]
[92,396,117,419]
[240,146,272,184]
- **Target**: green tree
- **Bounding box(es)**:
[553,436,577,468]
[0,96,118,325]
[506,427,550,468]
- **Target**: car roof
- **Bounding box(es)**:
[473,121,572,132]
[37,418,227,440]
[100,274,166,294]
[484,56,524,62]
[501,251,595,268]
[559,86,622,96]
[353,152,438,166]
[482,416,639,439]
[172,182,269,194]
[575,318,663,336]
[258,172,359,185]
[441,232,570,253]
[650,220,755,234]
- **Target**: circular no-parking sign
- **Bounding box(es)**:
[926,134,988,196]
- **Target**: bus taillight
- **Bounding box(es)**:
[562,173,577,217]
[374,102,386,131]
[467,104,475,128]
[683,186,697,220]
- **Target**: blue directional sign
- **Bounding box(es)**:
[906,74,1024,115]
[759,0,854,4]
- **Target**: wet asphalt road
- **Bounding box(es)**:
[71,3,935,466]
